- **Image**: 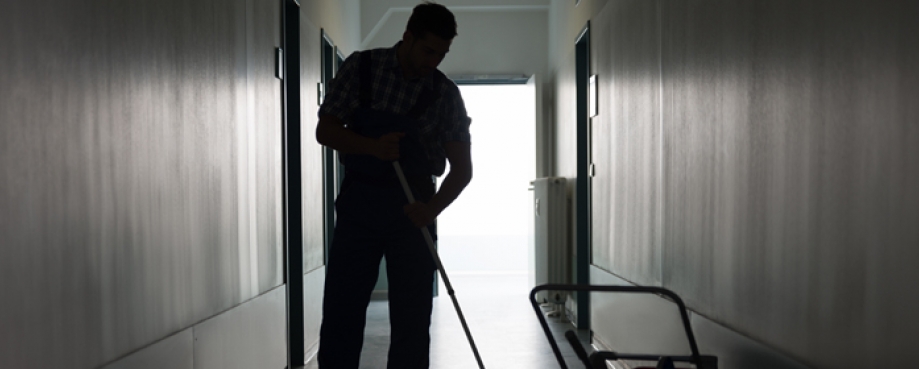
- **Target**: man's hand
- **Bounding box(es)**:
[400,141,471,229]
[372,132,405,161]
[403,201,436,228]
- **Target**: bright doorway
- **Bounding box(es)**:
[437,82,536,277]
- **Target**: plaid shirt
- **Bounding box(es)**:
[318,42,471,176]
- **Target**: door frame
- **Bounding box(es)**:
[320,29,338,265]
[574,21,592,330]
[282,0,304,366]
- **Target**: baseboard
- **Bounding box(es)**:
[193,286,287,369]
[100,286,287,369]
[304,267,326,354]
[100,329,194,369]
[589,266,809,369]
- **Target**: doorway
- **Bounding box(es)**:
[425,81,539,365]
[370,81,536,299]
[437,82,536,279]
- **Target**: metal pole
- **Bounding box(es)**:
[392,162,486,369]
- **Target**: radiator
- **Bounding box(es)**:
[532,177,570,305]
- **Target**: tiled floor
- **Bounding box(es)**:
[306,273,590,369]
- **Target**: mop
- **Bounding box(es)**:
[392,161,486,369]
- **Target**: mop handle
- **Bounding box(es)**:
[392,161,486,369]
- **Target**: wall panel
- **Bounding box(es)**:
[555,53,578,180]
[194,287,287,369]
[249,0,285,294]
[300,14,326,274]
[589,0,661,286]
[590,8,613,277]
[661,0,919,366]
[0,0,283,366]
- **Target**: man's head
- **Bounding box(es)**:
[399,2,457,78]
[406,1,457,41]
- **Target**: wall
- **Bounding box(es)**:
[549,0,919,367]
[0,0,286,367]
[297,0,363,360]
[360,1,549,78]
[303,0,362,54]
[547,0,609,177]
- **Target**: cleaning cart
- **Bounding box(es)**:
[530,284,718,369]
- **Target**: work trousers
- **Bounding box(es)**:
[318,178,437,369]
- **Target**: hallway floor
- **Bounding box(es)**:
[306,273,589,369]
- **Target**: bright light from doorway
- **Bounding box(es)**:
[437,83,536,274]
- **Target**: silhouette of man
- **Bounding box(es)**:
[315,2,472,368]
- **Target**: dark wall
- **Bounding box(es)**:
[569,0,919,367]
[0,0,284,366]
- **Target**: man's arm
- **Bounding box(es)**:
[403,141,472,227]
[316,114,403,161]
[315,51,403,160]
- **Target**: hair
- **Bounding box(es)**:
[406,2,457,41]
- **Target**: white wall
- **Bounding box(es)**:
[303,0,362,55]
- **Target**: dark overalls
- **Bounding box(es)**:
[318,52,442,369]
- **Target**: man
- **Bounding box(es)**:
[314,2,472,368]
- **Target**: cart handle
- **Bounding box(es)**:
[529,284,703,369]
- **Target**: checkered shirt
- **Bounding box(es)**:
[318,42,472,176]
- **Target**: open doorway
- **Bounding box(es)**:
[437,82,536,279]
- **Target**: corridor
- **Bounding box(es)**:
[3,0,917,368]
